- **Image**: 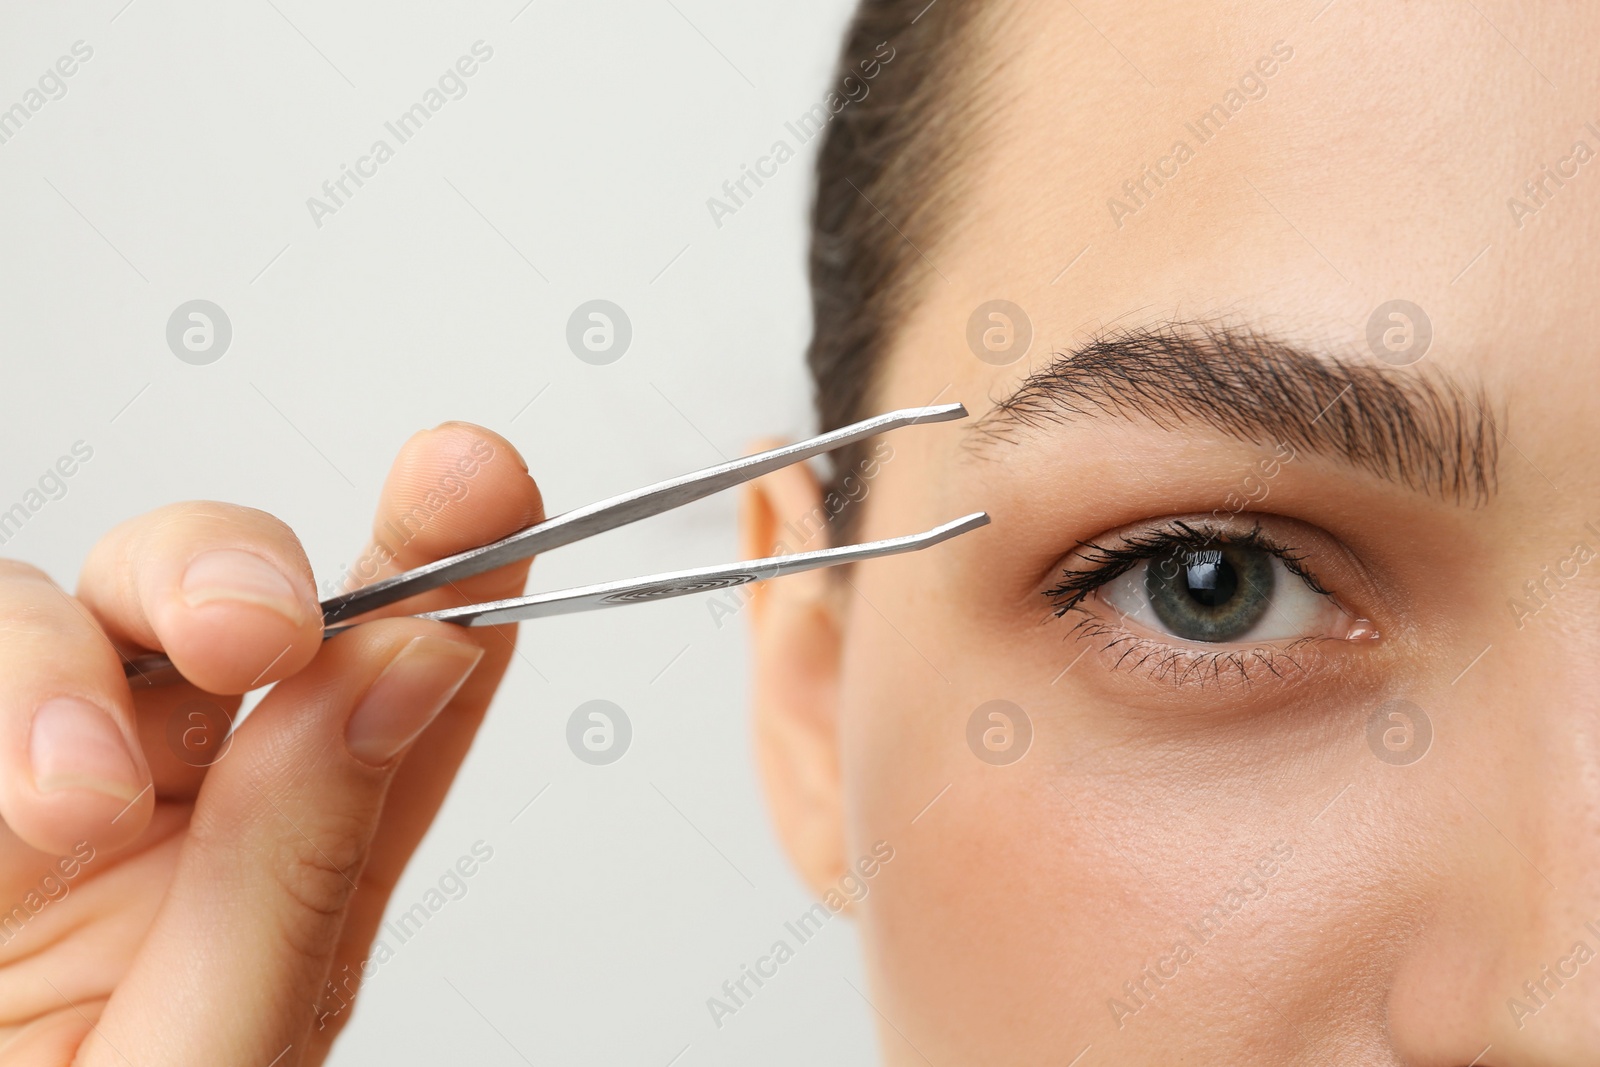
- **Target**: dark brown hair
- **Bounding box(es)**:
[806,0,1001,537]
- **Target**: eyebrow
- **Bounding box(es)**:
[969,322,1500,504]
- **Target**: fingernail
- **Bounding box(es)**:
[182,549,311,624]
[30,697,143,800]
[346,637,484,766]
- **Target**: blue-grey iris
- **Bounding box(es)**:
[1145,544,1274,642]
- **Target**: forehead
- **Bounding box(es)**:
[882,0,1600,410]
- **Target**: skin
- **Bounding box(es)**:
[0,3,1591,1065]
[0,423,543,1064]
[743,1,1600,1063]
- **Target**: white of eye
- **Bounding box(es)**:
[1098,553,1344,644]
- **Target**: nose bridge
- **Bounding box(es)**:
[1525,597,1600,905]
[1465,629,1600,1061]
[1509,723,1600,1043]
[1549,700,1600,897]
[1386,612,1600,1065]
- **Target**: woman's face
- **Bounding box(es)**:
[747,1,1600,1062]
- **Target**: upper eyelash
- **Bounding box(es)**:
[1041,518,1331,618]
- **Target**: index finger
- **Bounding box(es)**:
[76,502,323,695]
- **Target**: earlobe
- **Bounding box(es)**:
[739,443,849,899]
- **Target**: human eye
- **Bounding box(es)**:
[1042,516,1378,685]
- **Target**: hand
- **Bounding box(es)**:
[0,422,543,1065]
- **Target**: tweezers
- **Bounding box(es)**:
[123,403,988,687]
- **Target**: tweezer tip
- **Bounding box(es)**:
[926,511,990,540]
[904,401,968,422]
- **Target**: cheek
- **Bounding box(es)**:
[845,738,1407,1058]
[853,776,1114,1055]
[838,602,1128,1054]
[835,588,1450,1058]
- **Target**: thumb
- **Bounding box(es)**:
[82,619,483,1067]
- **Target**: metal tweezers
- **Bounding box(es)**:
[123,403,988,686]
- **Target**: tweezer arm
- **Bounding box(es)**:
[320,403,967,624]
[120,512,990,687]
[346,511,990,630]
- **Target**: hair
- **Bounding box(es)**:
[806,0,1005,538]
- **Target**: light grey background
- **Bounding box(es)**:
[0,1,878,1062]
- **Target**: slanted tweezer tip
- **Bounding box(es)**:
[907,401,967,422]
[943,511,990,536]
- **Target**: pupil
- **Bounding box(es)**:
[1185,555,1236,609]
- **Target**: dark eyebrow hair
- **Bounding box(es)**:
[970,322,1500,504]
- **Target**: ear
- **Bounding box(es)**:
[738,442,847,898]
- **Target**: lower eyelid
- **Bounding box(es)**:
[1060,611,1339,688]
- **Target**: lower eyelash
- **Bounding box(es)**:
[1061,612,1327,687]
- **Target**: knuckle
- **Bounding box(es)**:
[268,813,373,954]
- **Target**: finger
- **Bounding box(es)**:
[336,421,541,612]
[77,502,322,695]
[307,422,543,1051]
[84,619,485,1066]
[144,423,538,810]
[92,426,530,1061]
[307,631,520,1052]
[0,562,153,856]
